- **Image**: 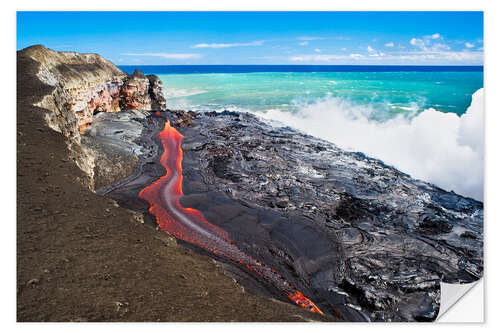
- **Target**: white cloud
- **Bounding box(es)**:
[291,53,374,62]
[299,41,309,46]
[284,32,481,65]
[431,43,451,51]
[423,33,442,40]
[389,51,482,63]
[291,54,346,62]
[465,42,475,48]
[297,36,325,41]
[191,41,264,48]
[122,52,202,59]
[410,37,426,49]
[341,47,347,51]
[289,50,482,64]
[314,48,321,53]
[411,35,450,52]
[366,46,385,57]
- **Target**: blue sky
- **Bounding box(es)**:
[17,11,483,65]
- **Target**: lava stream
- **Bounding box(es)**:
[139,119,323,315]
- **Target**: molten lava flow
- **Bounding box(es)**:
[139,120,323,315]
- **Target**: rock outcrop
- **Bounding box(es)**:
[81,110,151,190]
[147,74,167,110]
[18,45,167,189]
[119,69,150,110]
[21,45,166,139]
[21,45,127,140]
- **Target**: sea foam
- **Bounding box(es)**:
[165,88,207,98]
[259,88,484,201]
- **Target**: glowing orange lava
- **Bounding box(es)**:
[139,119,323,315]
[286,291,324,314]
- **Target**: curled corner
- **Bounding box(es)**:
[436,278,484,322]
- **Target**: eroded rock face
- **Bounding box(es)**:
[81,110,151,189]
[20,45,167,139]
[119,69,151,111]
[119,70,167,112]
[75,78,124,133]
[21,45,126,139]
[147,74,167,111]
[18,45,167,189]
[101,110,483,322]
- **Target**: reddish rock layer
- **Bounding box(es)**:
[119,69,152,111]
[20,45,166,137]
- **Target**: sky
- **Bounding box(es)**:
[16,11,484,65]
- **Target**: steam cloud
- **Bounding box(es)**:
[260,89,484,201]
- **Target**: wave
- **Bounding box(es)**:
[165,88,207,98]
[258,89,484,201]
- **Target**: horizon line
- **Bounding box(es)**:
[117,64,484,67]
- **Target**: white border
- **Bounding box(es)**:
[4,1,498,332]
[438,279,484,322]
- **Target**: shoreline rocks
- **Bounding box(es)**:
[119,69,166,112]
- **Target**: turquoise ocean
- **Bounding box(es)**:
[121,66,484,201]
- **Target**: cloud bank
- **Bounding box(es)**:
[288,33,482,65]
[289,51,483,65]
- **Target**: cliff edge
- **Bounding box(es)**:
[22,45,166,138]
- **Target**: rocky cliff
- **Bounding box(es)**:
[22,45,166,139]
[18,45,167,189]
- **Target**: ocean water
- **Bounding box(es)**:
[121,66,484,201]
